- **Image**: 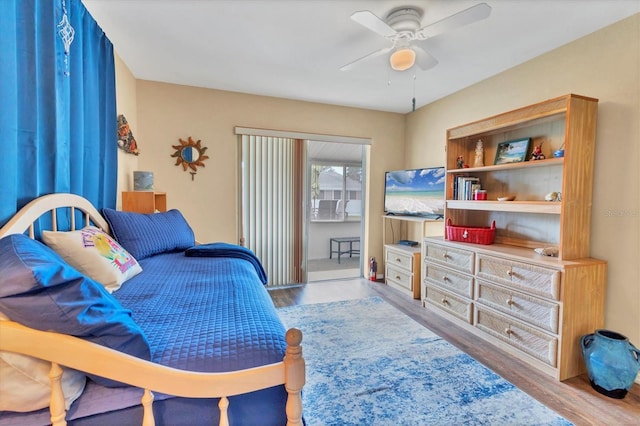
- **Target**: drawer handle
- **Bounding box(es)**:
[395,275,401,280]
[395,258,402,262]
[441,297,449,305]
[442,275,449,281]
[506,299,515,306]
[442,253,449,259]
[506,270,514,277]
[504,328,513,336]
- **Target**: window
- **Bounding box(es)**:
[310,163,362,222]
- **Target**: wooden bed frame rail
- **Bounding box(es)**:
[0,193,305,426]
[0,322,304,426]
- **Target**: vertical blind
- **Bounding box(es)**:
[240,135,301,286]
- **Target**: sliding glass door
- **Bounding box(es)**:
[306,141,365,281]
[237,130,368,286]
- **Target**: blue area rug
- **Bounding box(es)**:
[278,297,571,426]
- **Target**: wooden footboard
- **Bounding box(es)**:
[0,321,305,426]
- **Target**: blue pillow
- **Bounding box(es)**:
[0,234,151,387]
[102,208,195,260]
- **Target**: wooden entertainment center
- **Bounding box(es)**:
[421,94,606,380]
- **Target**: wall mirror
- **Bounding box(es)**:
[171,136,209,179]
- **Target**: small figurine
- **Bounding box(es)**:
[545,191,561,201]
[473,139,484,168]
[457,155,465,169]
[531,144,545,160]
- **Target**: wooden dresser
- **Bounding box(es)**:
[422,239,605,380]
[384,244,421,299]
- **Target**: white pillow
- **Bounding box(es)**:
[42,226,142,293]
[0,312,86,412]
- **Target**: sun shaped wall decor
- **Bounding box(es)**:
[171,136,209,180]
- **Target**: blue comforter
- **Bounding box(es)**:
[185,242,268,284]
[117,251,285,372]
[3,251,288,425]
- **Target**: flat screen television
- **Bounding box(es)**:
[384,167,445,218]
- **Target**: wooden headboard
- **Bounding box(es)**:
[0,193,110,239]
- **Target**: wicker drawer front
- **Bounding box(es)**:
[476,254,561,300]
[475,306,558,367]
[423,243,474,274]
[423,263,473,298]
[386,248,414,272]
[424,286,472,324]
[386,264,413,292]
[475,280,559,333]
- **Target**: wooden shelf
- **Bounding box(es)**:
[446,200,561,214]
[382,214,443,223]
[445,94,596,140]
[447,157,563,174]
[445,94,599,259]
[381,215,444,247]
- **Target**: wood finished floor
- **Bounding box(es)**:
[269,278,640,426]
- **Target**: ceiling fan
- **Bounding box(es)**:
[340,2,492,72]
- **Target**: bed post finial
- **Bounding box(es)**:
[284,328,304,426]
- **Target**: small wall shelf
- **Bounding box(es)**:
[122,191,167,214]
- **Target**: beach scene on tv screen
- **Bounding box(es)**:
[386,168,445,216]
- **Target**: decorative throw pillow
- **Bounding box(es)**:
[0,234,151,388]
[102,208,195,260]
[42,226,142,293]
[0,312,86,413]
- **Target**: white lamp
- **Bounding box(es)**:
[389,48,416,71]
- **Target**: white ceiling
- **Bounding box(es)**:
[82,0,639,114]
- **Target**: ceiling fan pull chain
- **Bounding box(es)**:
[412,74,416,112]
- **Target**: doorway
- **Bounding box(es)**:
[306,141,365,282]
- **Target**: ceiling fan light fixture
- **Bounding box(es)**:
[390,48,415,71]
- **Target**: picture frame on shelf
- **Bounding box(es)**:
[494,137,531,165]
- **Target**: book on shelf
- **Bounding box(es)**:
[454,176,480,200]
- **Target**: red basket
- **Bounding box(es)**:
[445,219,496,245]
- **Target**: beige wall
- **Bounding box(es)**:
[130,82,405,266]
[114,53,138,209]
[406,14,640,345]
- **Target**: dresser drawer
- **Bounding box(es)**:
[423,242,474,274]
[424,285,472,324]
[423,263,473,298]
[386,248,415,272]
[476,254,561,300]
[475,306,558,367]
[475,280,559,333]
[386,264,413,292]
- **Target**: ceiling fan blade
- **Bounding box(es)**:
[413,46,439,71]
[340,46,394,71]
[350,10,397,38]
[417,2,491,39]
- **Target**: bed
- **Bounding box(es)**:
[0,193,305,426]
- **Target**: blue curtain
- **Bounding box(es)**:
[0,0,117,229]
